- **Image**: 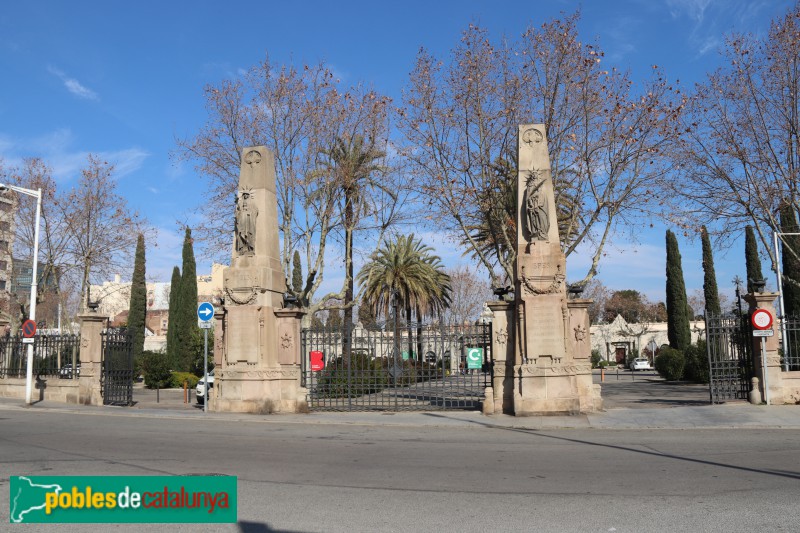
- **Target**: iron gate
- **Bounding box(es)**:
[705,314,753,403]
[301,323,492,411]
[101,329,134,406]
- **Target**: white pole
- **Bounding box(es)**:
[761,336,770,405]
[203,328,208,413]
[25,188,42,405]
[774,231,789,371]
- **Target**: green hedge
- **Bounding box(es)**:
[141,352,171,389]
[655,347,685,381]
[683,340,709,383]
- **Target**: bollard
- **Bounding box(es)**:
[616,367,619,380]
[183,380,188,404]
[156,385,160,404]
[600,368,605,382]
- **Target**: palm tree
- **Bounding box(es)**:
[318,135,389,356]
[357,234,452,361]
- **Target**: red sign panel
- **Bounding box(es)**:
[21,319,37,338]
[310,351,324,372]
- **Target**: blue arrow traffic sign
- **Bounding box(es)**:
[197,302,215,321]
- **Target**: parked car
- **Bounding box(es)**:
[196,372,215,404]
[629,358,652,371]
[59,364,81,378]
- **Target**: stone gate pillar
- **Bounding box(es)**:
[77,311,107,406]
[744,292,782,404]
[567,298,602,412]
[487,300,515,414]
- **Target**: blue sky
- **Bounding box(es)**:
[0,0,794,306]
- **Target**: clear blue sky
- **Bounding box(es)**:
[0,0,794,307]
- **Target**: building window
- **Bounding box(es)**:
[0,261,6,270]
[0,241,7,252]
[0,203,10,212]
[0,221,9,231]
[0,280,6,291]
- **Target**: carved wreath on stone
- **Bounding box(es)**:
[280,332,293,350]
[224,287,258,305]
[520,265,565,295]
[495,328,508,346]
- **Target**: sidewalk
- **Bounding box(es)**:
[1,395,799,430]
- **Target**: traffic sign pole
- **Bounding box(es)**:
[197,303,214,414]
[204,328,208,413]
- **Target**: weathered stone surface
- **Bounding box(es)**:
[512,125,600,415]
[214,146,305,414]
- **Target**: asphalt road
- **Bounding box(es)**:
[1,406,799,532]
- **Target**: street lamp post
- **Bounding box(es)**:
[0,184,42,405]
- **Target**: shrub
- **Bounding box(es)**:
[591,350,602,369]
[170,371,200,389]
[598,360,609,368]
[655,347,685,381]
[683,339,709,384]
[140,352,171,389]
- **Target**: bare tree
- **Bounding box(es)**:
[440,265,492,325]
[399,12,682,287]
[668,5,800,281]
[177,58,406,321]
[54,155,149,312]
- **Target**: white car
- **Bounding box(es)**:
[196,372,215,404]
[630,358,652,371]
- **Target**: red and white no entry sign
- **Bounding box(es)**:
[751,308,773,330]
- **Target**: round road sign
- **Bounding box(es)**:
[21,319,36,338]
[751,308,773,330]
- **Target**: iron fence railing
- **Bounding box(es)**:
[705,314,753,403]
[301,323,492,411]
[101,329,134,406]
[779,316,800,371]
[0,334,81,379]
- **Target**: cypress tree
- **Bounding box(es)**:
[666,230,691,351]
[744,225,764,293]
[700,226,721,317]
[166,266,181,369]
[128,234,147,361]
[780,203,800,315]
[176,227,199,371]
[292,250,303,294]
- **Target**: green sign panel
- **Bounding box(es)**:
[466,347,483,369]
[9,476,237,523]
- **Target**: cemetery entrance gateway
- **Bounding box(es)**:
[301,323,492,411]
[101,330,134,406]
[705,314,754,403]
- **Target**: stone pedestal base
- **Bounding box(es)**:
[513,364,602,415]
[212,367,307,414]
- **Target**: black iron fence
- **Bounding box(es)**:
[0,334,81,379]
[705,314,753,403]
[301,323,492,411]
[101,329,134,406]
[778,316,800,371]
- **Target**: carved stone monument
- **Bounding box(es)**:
[212,146,307,413]
[514,125,601,415]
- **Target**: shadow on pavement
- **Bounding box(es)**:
[420,412,800,481]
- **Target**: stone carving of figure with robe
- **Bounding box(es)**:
[235,190,258,255]
[523,171,549,241]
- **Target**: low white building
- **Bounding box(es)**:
[590,314,706,364]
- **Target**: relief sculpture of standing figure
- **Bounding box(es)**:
[235,190,258,255]
[523,171,549,242]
